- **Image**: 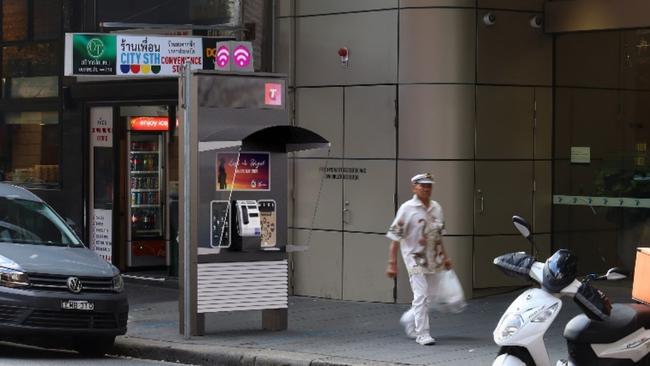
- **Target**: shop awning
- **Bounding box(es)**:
[198,125,330,153]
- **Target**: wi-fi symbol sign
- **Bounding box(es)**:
[233,45,251,68]
[216,46,230,68]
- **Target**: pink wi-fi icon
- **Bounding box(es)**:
[216,46,230,68]
[233,45,251,67]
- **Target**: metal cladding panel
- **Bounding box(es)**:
[295,0,397,16]
[342,160,395,233]
[399,8,476,84]
[342,232,395,302]
[293,158,342,231]
[295,87,343,158]
[475,161,533,235]
[344,86,396,159]
[400,0,475,7]
[478,0,543,11]
[276,0,292,17]
[476,85,534,159]
[477,10,552,86]
[398,84,475,160]
[197,260,288,313]
[535,87,552,160]
[276,18,294,86]
[535,161,552,233]
[291,229,342,299]
[546,0,650,33]
[296,11,397,86]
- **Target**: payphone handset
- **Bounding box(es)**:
[235,200,261,237]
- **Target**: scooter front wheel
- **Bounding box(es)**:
[493,353,527,366]
[494,347,535,366]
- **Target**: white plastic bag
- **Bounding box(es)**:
[432,269,466,313]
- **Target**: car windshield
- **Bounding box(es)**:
[0,197,82,247]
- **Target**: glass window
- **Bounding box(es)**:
[33,0,61,40]
[554,29,650,275]
[4,76,58,98]
[0,197,81,246]
[0,111,60,189]
[2,0,28,41]
[2,43,59,77]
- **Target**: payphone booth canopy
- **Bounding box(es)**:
[198,125,330,153]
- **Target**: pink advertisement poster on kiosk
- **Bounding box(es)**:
[216,152,270,191]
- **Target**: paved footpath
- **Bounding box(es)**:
[113,280,633,366]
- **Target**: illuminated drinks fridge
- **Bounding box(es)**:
[127,128,167,268]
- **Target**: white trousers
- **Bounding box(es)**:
[403,272,441,337]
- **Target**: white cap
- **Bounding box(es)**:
[411,173,435,184]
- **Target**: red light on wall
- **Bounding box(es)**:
[130,117,169,131]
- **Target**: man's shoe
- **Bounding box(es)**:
[399,312,417,339]
[416,335,436,345]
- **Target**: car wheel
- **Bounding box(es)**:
[73,335,115,357]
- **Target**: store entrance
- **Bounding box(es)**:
[118,105,177,271]
[88,103,178,274]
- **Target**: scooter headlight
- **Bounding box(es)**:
[531,303,559,323]
[498,314,524,340]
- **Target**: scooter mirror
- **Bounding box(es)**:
[512,215,531,239]
[605,267,628,281]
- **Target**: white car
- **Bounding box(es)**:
[0,183,128,355]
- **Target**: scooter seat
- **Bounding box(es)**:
[564,303,650,344]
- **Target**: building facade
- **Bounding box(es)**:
[1,0,649,304]
[279,0,552,302]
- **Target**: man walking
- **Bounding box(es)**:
[386,173,451,345]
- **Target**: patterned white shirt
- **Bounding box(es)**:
[386,195,446,275]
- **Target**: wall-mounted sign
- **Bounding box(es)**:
[90,107,113,147]
[319,166,367,180]
[264,83,283,106]
[65,33,248,77]
[216,152,270,191]
[90,209,113,262]
[70,34,117,75]
[130,116,169,131]
[570,146,591,164]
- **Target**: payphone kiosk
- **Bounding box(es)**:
[179,71,329,336]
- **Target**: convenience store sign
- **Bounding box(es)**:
[64,33,249,76]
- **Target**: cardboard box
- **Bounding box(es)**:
[633,248,650,305]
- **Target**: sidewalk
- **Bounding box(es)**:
[113,279,633,366]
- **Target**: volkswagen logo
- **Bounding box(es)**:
[66,277,83,293]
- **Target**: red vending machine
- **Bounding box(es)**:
[127,117,168,268]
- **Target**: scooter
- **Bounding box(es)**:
[491,216,650,366]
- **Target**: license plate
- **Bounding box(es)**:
[61,300,95,311]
